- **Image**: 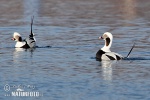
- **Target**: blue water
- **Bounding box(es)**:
[0,0,150,100]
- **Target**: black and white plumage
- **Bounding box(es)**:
[96,32,123,61]
[12,16,36,48]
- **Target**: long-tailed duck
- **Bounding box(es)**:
[12,16,36,48]
[96,32,123,61]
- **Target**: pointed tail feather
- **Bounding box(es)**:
[126,43,135,58]
[30,16,34,37]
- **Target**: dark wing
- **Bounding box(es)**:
[104,52,123,60]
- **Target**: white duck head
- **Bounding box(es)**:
[12,32,23,42]
[99,32,113,52]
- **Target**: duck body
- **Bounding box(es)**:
[25,35,36,48]
[12,16,36,49]
[12,32,36,48]
[15,41,29,48]
[96,49,123,61]
[96,32,123,61]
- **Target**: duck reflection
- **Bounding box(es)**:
[23,0,40,16]
[13,48,35,64]
[101,60,117,81]
[122,0,137,21]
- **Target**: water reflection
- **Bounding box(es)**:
[101,61,117,81]
[23,0,40,17]
[122,0,137,20]
[13,48,35,64]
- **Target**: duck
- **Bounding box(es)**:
[12,16,36,48]
[96,32,123,61]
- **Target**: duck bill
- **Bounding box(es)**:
[99,36,103,39]
[11,38,15,41]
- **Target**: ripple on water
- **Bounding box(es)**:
[0,0,150,99]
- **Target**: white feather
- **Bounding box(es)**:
[96,32,123,61]
[15,42,26,48]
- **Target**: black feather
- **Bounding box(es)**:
[126,43,135,58]
[18,37,22,42]
[96,50,105,61]
[30,16,34,38]
[116,55,121,60]
[21,42,30,48]
[106,55,116,60]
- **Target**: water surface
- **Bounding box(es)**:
[0,0,150,100]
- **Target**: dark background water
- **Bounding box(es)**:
[0,0,150,100]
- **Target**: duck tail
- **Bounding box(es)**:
[30,16,34,37]
[126,43,135,58]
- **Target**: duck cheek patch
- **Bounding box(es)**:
[18,37,22,41]
[106,38,110,46]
